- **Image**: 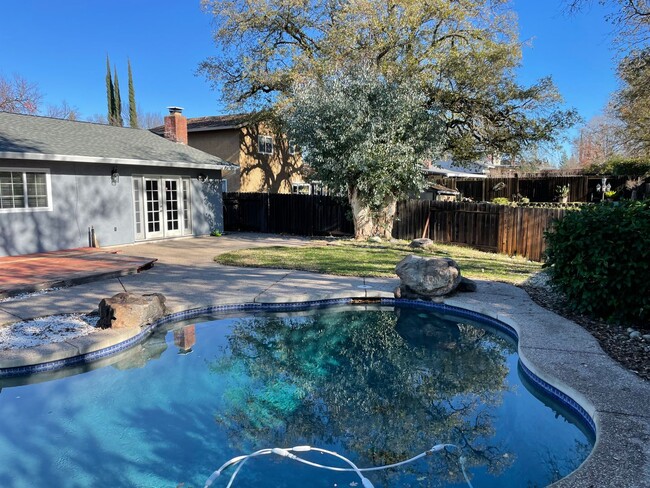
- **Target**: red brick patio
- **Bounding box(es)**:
[0,248,156,298]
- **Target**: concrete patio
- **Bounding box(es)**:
[0,234,648,487]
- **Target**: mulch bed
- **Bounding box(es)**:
[521,283,650,382]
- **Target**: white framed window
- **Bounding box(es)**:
[0,168,52,212]
[288,140,299,155]
[292,182,311,195]
[258,135,273,155]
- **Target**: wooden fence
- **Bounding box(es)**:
[394,201,567,261]
[223,193,354,236]
[224,193,568,261]
[440,175,634,202]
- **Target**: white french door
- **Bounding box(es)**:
[133,176,192,241]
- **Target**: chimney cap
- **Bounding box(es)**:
[167,106,184,114]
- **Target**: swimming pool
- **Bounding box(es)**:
[0,302,594,487]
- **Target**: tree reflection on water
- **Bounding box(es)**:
[210,306,518,486]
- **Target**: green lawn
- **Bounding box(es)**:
[215,240,542,284]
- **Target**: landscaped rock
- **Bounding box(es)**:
[368,236,382,243]
[395,255,465,299]
[98,292,168,329]
[409,238,434,249]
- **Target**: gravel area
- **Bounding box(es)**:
[521,270,650,381]
[0,314,99,350]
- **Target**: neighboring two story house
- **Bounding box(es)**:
[153,113,306,194]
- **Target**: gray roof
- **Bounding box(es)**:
[150,113,250,134]
[0,112,237,170]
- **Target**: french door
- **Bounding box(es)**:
[133,176,192,241]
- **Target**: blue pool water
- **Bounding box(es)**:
[0,304,593,487]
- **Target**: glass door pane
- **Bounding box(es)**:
[133,178,145,240]
[145,178,163,238]
[181,179,192,235]
[163,179,182,237]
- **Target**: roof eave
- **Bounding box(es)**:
[0,151,238,171]
[187,123,248,133]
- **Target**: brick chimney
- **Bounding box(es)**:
[164,106,188,144]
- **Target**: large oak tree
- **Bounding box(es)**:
[200,0,577,236]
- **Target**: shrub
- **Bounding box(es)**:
[586,157,650,177]
[544,201,650,324]
[491,197,510,205]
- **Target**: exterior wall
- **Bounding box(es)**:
[188,129,241,193]
[188,129,240,165]
[238,123,304,193]
[0,160,224,256]
[186,123,304,194]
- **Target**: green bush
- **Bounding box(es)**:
[491,197,511,205]
[544,201,650,324]
[586,157,650,177]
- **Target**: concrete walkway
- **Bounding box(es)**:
[0,234,648,487]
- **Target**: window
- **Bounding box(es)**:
[0,169,51,211]
[288,140,299,155]
[258,135,273,155]
[292,182,311,195]
[220,179,228,193]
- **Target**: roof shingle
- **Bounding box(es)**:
[0,112,236,169]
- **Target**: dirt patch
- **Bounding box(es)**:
[521,272,649,381]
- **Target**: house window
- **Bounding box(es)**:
[220,179,228,193]
[292,183,311,195]
[0,169,51,211]
[258,135,273,155]
[288,140,299,155]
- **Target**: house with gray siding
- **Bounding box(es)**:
[0,108,236,256]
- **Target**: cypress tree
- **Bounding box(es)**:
[128,59,139,128]
[113,66,123,127]
[105,55,116,125]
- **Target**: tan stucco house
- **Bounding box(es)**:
[153,113,306,194]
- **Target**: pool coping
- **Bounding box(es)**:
[0,292,648,487]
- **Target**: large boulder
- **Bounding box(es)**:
[98,292,168,329]
[395,255,467,299]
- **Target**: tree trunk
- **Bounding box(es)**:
[348,186,396,240]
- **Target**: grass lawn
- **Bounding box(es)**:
[215,240,542,284]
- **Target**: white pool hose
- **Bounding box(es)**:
[204,443,473,488]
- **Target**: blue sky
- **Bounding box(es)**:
[0,0,618,130]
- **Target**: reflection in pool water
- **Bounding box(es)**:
[0,305,593,487]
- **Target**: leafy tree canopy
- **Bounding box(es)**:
[613,48,650,156]
[285,65,442,236]
[200,0,578,163]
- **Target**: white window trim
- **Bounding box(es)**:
[291,182,311,195]
[258,135,274,155]
[288,140,298,156]
[0,167,53,213]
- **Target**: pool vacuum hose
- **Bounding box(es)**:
[204,443,474,488]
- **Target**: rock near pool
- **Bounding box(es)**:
[395,255,475,299]
[98,292,168,329]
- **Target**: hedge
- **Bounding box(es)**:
[544,201,650,324]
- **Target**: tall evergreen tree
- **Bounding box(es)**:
[105,55,116,125]
[113,66,123,127]
[127,59,139,129]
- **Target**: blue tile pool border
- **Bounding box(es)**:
[0,297,597,438]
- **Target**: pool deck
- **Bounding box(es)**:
[0,248,156,299]
[0,234,648,488]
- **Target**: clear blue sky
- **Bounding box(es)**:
[0,0,618,129]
